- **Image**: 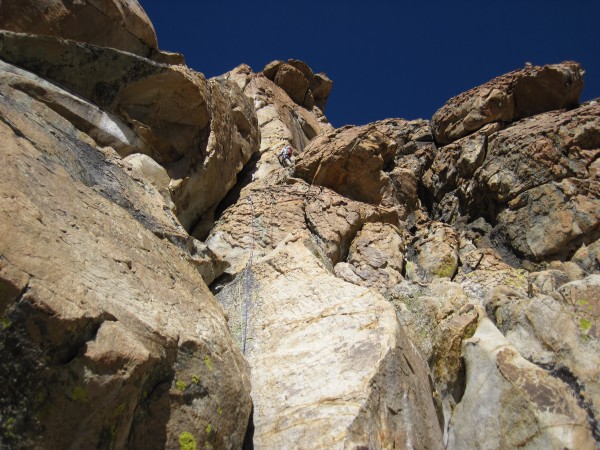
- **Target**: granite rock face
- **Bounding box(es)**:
[334,222,406,293]
[262,59,333,112]
[0,0,159,57]
[424,101,600,261]
[226,232,443,449]
[0,31,260,236]
[2,2,600,448]
[0,59,251,449]
[447,319,596,450]
[431,61,584,144]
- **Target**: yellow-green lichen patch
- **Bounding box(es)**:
[113,402,126,418]
[191,375,200,385]
[1,316,10,329]
[175,380,187,391]
[71,385,88,402]
[464,321,478,339]
[178,431,196,450]
[432,255,457,278]
[205,423,216,448]
[504,270,528,290]
[580,318,592,335]
[204,355,214,372]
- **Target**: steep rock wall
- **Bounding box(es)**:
[0,2,599,448]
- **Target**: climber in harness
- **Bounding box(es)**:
[278,145,293,167]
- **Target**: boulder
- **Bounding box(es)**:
[310,72,334,111]
[447,319,596,449]
[0,0,158,56]
[295,119,433,216]
[0,31,261,235]
[219,231,444,448]
[261,59,333,112]
[0,69,251,449]
[274,63,309,106]
[294,123,398,206]
[0,31,210,164]
[432,61,584,144]
[334,222,406,293]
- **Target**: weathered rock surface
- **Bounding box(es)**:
[334,222,406,293]
[0,31,209,164]
[411,221,460,281]
[173,77,260,238]
[425,101,600,261]
[295,119,433,216]
[489,275,600,421]
[221,231,444,449]
[2,3,600,446]
[206,180,399,276]
[386,280,481,438]
[0,31,261,235]
[432,61,584,144]
[0,0,159,57]
[0,59,251,449]
[447,319,596,449]
[262,59,333,112]
[223,63,333,181]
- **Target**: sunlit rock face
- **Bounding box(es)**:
[1,2,599,448]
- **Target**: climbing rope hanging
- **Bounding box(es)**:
[269,191,275,248]
[242,195,255,355]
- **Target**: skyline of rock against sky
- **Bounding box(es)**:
[141,0,600,127]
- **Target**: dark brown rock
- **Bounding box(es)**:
[295,119,432,215]
[432,62,584,144]
[424,102,600,261]
[261,59,333,112]
[274,63,310,106]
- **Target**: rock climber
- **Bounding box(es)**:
[278,145,293,167]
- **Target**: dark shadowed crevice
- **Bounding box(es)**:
[214,151,261,223]
[242,404,255,449]
[209,272,236,295]
[0,291,44,449]
[452,359,467,406]
[416,179,434,217]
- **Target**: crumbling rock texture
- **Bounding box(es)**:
[1,2,599,448]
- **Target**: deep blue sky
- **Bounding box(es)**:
[141,1,599,128]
